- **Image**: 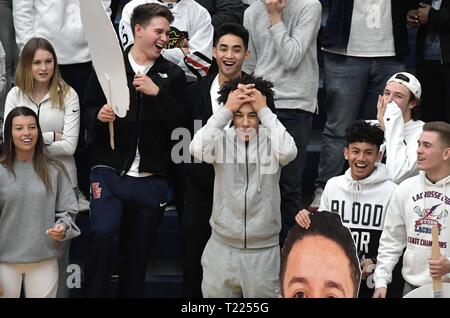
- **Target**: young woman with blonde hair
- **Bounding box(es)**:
[4,37,79,189]
[4,37,80,297]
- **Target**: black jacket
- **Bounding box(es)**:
[194,0,243,28]
[414,0,450,63]
[83,51,189,176]
[185,73,216,191]
[322,0,410,58]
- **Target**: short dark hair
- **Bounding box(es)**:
[423,121,450,148]
[345,120,384,151]
[410,95,421,121]
[280,211,361,297]
[131,3,174,36]
[214,23,249,50]
[217,74,274,105]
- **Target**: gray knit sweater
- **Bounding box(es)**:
[0,160,80,263]
[243,0,322,112]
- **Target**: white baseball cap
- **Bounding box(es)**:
[386,72,422,100]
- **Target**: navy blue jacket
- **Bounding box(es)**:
[322,0,410,58]
[413,0,450,63]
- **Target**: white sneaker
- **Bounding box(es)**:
[78,192,90,213]
[309,188,323,213]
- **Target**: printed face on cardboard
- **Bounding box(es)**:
[283,235,357,298]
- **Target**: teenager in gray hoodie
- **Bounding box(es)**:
[0,107,79,298]
[190,75,297,297]
[243,0,321,247]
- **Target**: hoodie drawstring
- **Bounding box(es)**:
[349,180,362,203]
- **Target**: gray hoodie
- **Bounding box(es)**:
[0,160,80,263]
[190,107,297,248]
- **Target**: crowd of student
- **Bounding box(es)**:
[0,0,449,298]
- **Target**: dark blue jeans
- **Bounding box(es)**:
[84,167,168,297]
[315,53,405,189]
[275,109,313,246]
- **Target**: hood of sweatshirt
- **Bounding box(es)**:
[344,163,392,202]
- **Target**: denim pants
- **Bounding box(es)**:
[315,52,404,189]
[84,167,169,297]
[275,109,313,246]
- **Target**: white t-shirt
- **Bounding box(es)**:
[127,52,154,178]
[346,0,395,57]
[210,75,231,128]
[210,75,222,115]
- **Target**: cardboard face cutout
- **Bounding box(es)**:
[281,211,362,298]
[80,0,129,118]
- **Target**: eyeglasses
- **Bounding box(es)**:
[395,73,410,82]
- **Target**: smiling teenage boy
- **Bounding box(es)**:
[373,121,450,298]
[82,3,188,297]
[296,120,397,297]
[190,74,297,297]
[182,23,253,297]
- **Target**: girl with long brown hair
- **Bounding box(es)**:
[0,107,80,298]
[3,38,81,297]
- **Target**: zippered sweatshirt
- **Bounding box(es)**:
[383,102,425,184]
[0,160,80,263]
[12,0,111,64]
[374,172,450,288]
[319,164,397,260]
[190,107,297,248]
[4,86,80,188]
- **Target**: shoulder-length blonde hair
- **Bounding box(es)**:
[15,37,70,110]
[0,107,65,192]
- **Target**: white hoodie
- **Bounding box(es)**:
[119,0,213,78]
[4,86,80,188]
[13,0,111,65]
[319,164,397,259]
[383,102,424,184]
[374,172,450,288]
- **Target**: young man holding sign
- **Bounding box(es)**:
[82,3,188,297]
